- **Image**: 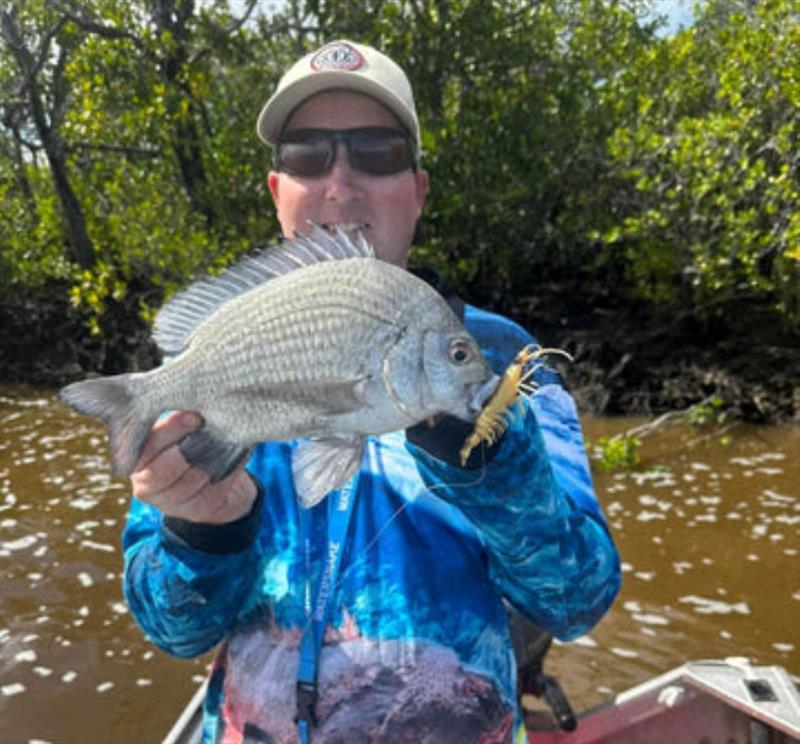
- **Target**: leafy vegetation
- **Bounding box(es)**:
[599,0,799,320]
[684,395,727,427]
[588,433,642,472]
[1,0,797,349]
[587,395,734,471]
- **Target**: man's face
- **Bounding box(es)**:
[267,91,428,268]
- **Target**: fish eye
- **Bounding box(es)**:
[449,339,473,365]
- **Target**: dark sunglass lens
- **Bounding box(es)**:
[277,139,332,176]
[351,131,412,175]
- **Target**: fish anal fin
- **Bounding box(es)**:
[179,428,251,483]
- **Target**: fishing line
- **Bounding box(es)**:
[294,441,491,648]
[279,446,494,739]
[292,350,562,645]
[342,450,489,573]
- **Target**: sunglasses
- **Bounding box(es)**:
[275,127,417,178]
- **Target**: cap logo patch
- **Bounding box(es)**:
[311,42,365,72]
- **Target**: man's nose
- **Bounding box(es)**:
[324,143,361,195]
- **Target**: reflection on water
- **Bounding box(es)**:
[0,384,798,743]
[0,385,209,744]
[546,417,800,711]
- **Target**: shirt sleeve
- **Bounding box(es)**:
[406,305,620,639]
[405,400,620,640]
[120,484,265,658]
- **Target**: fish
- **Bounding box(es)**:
[59,225,499,507]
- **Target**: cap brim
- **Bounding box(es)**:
[256,71,419,147]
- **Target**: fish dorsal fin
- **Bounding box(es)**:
[153,224,374,355]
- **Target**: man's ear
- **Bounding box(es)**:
[414,169,429,216]
[267,171,280,205]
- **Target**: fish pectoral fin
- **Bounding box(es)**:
[303,376,371,412]
[292,436,365,509]
[178,428,251,484]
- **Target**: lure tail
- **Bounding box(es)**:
[59,374,157,477]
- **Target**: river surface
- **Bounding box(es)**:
[0,383,798,743]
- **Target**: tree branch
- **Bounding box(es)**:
[29,17,69,82]
[48,41,70,131]
[51,0,145,50]
[609,395,717,443]
[68,141,162,157]
[176,0,195,29]
[222,0,258,34]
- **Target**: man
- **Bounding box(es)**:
[123,40,620,743]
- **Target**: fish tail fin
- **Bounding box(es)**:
[59,374,156,477]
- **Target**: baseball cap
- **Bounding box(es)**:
[256,40,420,149]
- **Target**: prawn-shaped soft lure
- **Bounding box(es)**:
[459,345,573,466]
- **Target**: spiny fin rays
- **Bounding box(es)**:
[153,224,375,356]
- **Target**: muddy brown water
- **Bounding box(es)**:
[1,383,798,744]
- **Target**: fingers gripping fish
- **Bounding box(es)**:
[59,225,499,508]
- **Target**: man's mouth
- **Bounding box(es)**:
[321,222,370,234]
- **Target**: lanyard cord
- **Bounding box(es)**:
[295,477,357,743]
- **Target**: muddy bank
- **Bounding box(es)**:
[2,283,798,423]
[0,281,161,386]
[513,291,800,423]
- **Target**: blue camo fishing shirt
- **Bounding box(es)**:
[122,304,621,744]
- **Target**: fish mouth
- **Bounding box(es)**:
[467,374,500,416]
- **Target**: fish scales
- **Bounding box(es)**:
[204,270,394,363]
[149,261,424,442]
[59,226,496,505]
[189,263,409,386]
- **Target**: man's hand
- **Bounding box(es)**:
[130,411,258,524]
[406,414,502,469]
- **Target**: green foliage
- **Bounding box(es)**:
[601,0,800,321]
[589,395,735,470]
[684,395,727,427]
[0,166,70,287]
[588,434,641,472]
[394,0,656,298]
[1,0,290,326]
[1,0,797,348]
